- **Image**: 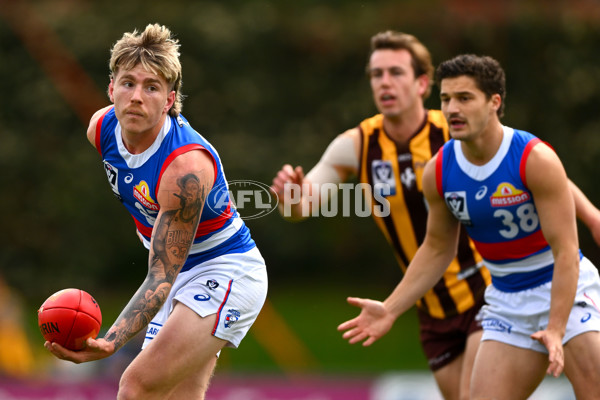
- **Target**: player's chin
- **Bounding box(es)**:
[121,120,149,134]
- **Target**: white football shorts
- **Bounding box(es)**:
[142,246,268,350]
[480,257,600,353]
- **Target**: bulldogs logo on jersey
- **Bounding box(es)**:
[444,191,472,226]
[224,309,241,328]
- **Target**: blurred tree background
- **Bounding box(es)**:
[2,0,600,377]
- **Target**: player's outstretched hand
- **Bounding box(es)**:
[337,297,395,347]
[531,329,564,377]
[270,164,305,199]
[44,337,115,364]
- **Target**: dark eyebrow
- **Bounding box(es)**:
[118,73,163,85]
[440,90,474,97]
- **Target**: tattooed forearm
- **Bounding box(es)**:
[151,253,179,283]
[105,274,172,350]
[104,173,207,351]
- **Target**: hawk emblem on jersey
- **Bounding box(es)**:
[490,183,530,207]
[444,191,472,226]
[133,181,160,212]
[400,167,416,189]
[103,161,122,201]
[372,160,397,196]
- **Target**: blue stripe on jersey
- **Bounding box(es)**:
[492,264,553,292]
[491,250,583,292]
[181,221,255,272]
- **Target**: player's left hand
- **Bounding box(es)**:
[531,329,564,377]
[44,337,115,364]
[337,297,395,346]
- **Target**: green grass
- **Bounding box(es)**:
[218,284,428,374]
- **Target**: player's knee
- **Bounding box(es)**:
[117,370,160,400]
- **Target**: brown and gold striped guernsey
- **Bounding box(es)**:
[358,111,491,319]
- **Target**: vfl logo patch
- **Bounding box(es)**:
[444,191,472,225]
[372,160,396,196]
[194,294,211,302]
[103,161,122,201]
[224,309,241,328]
[481,318,512,333]
[490,183,530,207]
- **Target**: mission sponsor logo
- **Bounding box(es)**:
[133,180,160,211]
[490,183,530,207]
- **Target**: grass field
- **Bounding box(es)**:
[217,283,428,374]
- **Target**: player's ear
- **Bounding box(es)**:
[490,93,502,113]
[164,90,176,113]
[108,79,115,102]
[416,74,430,98]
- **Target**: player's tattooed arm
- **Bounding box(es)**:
[105,170,210,351]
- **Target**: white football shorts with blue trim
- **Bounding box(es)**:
[142,246,268,349]
[479,257,600,353]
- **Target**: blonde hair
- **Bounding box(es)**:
[368,31,434,99]
[109,23,183,117]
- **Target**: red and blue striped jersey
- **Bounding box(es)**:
[436,126,578,292]
[95,107,255,272]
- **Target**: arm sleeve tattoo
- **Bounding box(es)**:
[105,173,208,350]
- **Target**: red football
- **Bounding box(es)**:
[38,288,102,351]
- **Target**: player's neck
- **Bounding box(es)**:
[121,115,167,154]
[382,106,426,146]
[460,122,504,165]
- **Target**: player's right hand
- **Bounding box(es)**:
[337,297,395,347]
[530,329,565,377]
[270,164,304,201]
[45,337,115,364]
